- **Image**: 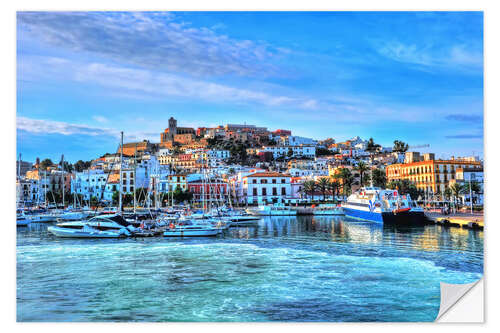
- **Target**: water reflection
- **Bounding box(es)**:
[17,215,483,322]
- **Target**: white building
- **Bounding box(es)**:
[207,149,230,160]
[260,145,316,159]
[279,135,317,146]
[72,169,109,200]
[243,172,292,205]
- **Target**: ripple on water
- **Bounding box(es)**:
[17,217,483,322]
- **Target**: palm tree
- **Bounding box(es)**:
[393,140,409,153]
[316,177,331,201]
[328,179,340,202]
[365,137,381,154]
[354,161,369,187]
[371,168,387,188]
[337,168,354,196]
[302,180,317,201]
[449,183,464,207]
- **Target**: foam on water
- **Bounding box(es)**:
[17,216,483,322]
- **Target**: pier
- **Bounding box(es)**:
[425,212,484,230]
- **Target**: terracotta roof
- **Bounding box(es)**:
[246,172,291,178]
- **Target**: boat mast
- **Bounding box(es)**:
[61,154,65,209]
[134,144,137,215]
[119,131,123,214]
[17,153,21,208]
[44,170,47,207]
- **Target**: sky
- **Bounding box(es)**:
[16,11,484,163]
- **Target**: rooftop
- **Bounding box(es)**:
[246,172,291,178]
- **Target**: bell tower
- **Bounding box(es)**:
[168,117,177,137]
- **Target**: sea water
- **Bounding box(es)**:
[17,216,483,322]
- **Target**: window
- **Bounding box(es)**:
[272,179,276,184]
[123,187,127,192]
[272,187,277,195]
[282,188,286,195]
[261,179,267,184]
[252,179,257,184]
[281,179,286,183]
[253,188,257,196]
[262,188,267,196]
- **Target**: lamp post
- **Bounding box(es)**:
[469,173,475,215]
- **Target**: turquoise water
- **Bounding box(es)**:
[17,216,483,322]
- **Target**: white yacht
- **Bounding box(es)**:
[163,219,223,237]
[247,203,297,216]
[48,214,133,238]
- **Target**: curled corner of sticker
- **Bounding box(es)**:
[435,279,483,322]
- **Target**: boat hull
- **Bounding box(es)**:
[313,209,344,216]
[163,229,220,237]
[47,226,122,238]
[17,219,30,226]
[342,207,414,224]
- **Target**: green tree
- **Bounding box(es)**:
[365,138,381,154]
[328,178,340,201]
[393,140,409,153]
[316,177,331,201]
[123,193,134,207]
[463,181,481,194]
[40,158,54,170]
[354,161,370,186]
[89,196,99,207]
[449,183,464,206]
[302,180,317,201]
[112,191,119,205]
[172,186,193,203]
[315,147,332,156]
[337,168,354,196]
[60,161,73,173]
[371,169,387,188]
[134,187,148,205]
[444,188,452,200]
[73,160,92,172]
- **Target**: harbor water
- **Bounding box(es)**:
[17,216,483,322]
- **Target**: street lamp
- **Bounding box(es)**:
[470,173,475,214]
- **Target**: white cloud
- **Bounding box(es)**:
[376,41,483,71]
[19,56,323,111]
[17,12,287,78]
[92,115,108,123]
[17,116,159,142]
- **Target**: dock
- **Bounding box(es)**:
[425,212,484,230]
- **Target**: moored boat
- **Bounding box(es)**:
[341,187,425,224]
[163,219,222,237]
[48,214,133,238]
[312,204,344,216]
[247,203,297,216]
[16,213,31,227]
[47,224,127,238]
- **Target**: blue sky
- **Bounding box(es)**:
[17,11,484,163]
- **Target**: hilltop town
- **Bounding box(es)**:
[16,117,484,210]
